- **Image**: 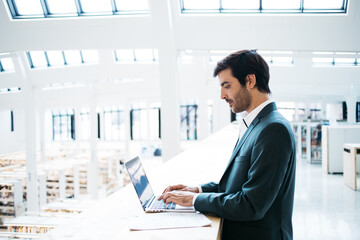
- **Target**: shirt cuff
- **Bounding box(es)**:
[198,186,202,193]
[192,193,199,206]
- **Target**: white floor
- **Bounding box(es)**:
[293,158,360,240]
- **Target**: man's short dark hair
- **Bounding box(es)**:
[213,50,271,94]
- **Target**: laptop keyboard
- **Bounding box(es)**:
[152,199,176,210]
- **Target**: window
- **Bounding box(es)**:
[64,50,83,65]
[180,104,198,140]
[115,0,149,12]
[47,51,65,66]
[180,0,348,13]
[10,110,14,132]
[7,0,149,19]
[52,109,75,141]
[27,50,98,68]
[46,0,77,15]
[312,52,359,66]
[130,107,147,140]
[27,51,48,68]
[103,107,125,141]
[81,50,99,63]
[79,110,90,141]
[115,49,158,63]
[0,58,15,72]
[80,0,112,14]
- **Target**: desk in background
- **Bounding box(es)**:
[343,143,360,191]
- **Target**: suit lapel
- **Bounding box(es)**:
[223,102,277,174]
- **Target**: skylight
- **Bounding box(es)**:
[7,0,150,19]
[181,0,348,13]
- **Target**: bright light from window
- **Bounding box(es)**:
[13,0,43,15]
[115,49,134,61]
[134,49,154,61]
[262,0,300,9]
[153,49,159,61]
[80,0,112,13]
[29,51,48,67]
[312,57,333,64]
[82,50,99,63]
[46,0,77,14]
[64,50,82,65]
[222,0,259,9]
[334,58,355,65]
[303,0,344,9]
[182,0,219,10]
[47,51,65,66]
[115,0,149,11]
[1,58,15,71]
[272,57,294,65]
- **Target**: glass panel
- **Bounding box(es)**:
[262,0,300,9]
[80,0,112,13]
[115,49,134,61]
[153,49,159,61]
[1,58,15,71]
[182,0,219,10]
[47,51,65,66]
[46,0,77,14]
[134,49,154,61]
[64,50,82,64]
[272,57,293,64]
[115,0,149,11]
[312,57,333,64]
[29,51,48,67]
[303,0,344,9]
[334,58,356,65]
[149,108,159,140]
[13,0,43,15]
[222,0,259,9]
[80,112,90,141]
[81,50,99,63]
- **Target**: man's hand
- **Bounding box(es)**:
[160,184,199,194]
[157,184,199,207]
[158,190,197,207]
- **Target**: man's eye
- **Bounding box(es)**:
[224,85,230,89]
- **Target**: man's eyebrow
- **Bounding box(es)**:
[220,81,229,87]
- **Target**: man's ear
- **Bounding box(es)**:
[246,74,256,89]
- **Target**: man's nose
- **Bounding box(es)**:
[220,88,227,100]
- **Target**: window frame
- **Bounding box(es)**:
[6,0,149,19]
[180,0,348,14]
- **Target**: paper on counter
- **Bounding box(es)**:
[129,212,211,231]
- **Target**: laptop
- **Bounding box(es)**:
[125,156,196,213]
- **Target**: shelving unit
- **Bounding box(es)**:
[3,215,68,235]
[0,180,25,222]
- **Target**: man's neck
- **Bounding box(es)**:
[246,93,270,113]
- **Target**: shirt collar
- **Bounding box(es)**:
[242,99,273,128]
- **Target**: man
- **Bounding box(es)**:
[158,50,296,240]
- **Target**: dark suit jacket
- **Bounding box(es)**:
[194,102,296,240]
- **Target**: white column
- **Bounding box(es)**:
[74,108,81,153]
[346,85,358,124]
[88,85,98,199]
[39,107,46,163]
[124,104,131,160]
[197,56,209,141]
[14,52,39,211]
[294,102,299,121]
[150,0,181,161]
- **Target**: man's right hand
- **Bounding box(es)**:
[157,184,199,201]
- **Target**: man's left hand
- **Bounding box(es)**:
[159,191,196,207]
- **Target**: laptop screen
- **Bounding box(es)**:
[125,157,155,210]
